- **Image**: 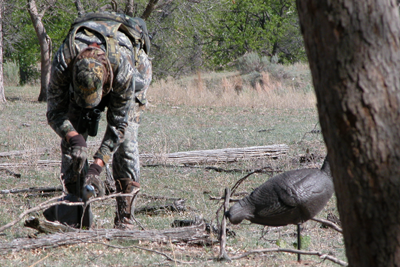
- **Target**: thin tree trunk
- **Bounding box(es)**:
[296,1,400,266]
[74,0,85,16]
[0,0,5,104]
[125,0,134,17]
[27,0,52,102]
[141,0,159,20]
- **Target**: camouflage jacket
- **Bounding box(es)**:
[47,13,152,164]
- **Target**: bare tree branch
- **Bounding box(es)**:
[0,223,210,254]
[311,217,343,233]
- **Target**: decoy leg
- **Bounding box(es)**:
[297,223,301,262]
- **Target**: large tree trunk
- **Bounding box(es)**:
[296,0,400,266]
[27,0,52,102]
[0,0,5,104]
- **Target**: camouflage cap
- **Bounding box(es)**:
[72,46,112,108]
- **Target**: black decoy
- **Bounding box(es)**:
[226,155,333,261]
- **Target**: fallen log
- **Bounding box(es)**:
[140,144,289,165]
[0,144,288,168]
[0,222,211,254]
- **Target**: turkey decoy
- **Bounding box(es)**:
[226,155,333,261]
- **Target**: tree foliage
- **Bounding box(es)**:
[2,0,307,83]
[206,0,305,68]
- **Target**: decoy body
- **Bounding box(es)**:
[226,155,333,260]
[227,156,333,226]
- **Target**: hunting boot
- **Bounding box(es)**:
[114,178,140,230]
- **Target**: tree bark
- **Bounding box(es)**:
[296,1,400,266]
[27,0,52,102]
[0,0,6,104]
[141,0,159,20]
[125,0,135,17]
[74,0,85,16]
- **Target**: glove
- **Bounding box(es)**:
[69,134,88,173]
[84,163,105,197]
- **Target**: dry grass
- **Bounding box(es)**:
[0,65,347,266]
[148,68,316,109]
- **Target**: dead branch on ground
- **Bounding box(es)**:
[144,164,279,174]
[0,144,288,168]
[312,217,343,233]
[0,168,21,177]
[0,223,210,255]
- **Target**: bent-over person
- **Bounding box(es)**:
[44,11,152,229]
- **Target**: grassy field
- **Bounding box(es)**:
[0,68,346,266]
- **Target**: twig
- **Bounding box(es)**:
[0,194,66,232]
[218,187,231,261]
[28,253,51,267]
[230,248,348,266]
[312,217,343,233]
[209,196,240,202]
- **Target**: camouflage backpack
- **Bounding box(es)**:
[66,11,150,70]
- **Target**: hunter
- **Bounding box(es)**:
[45,11,152,229]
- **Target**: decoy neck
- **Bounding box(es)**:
[321,155,331,177]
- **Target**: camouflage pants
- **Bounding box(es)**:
[111,101,143,183]
[61,101,145,195]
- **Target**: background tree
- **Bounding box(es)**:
[27,0,54,102]
[205,0,305,68]
[296,0,400,266]
[147,0,226,77]
[0,0,5,103]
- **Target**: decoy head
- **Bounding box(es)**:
[82,184,96,202]
[225,202,253,225]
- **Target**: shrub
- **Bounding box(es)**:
[236,52,264,74]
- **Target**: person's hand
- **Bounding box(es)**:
[84,163,105,197]
[68,134,88,173]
